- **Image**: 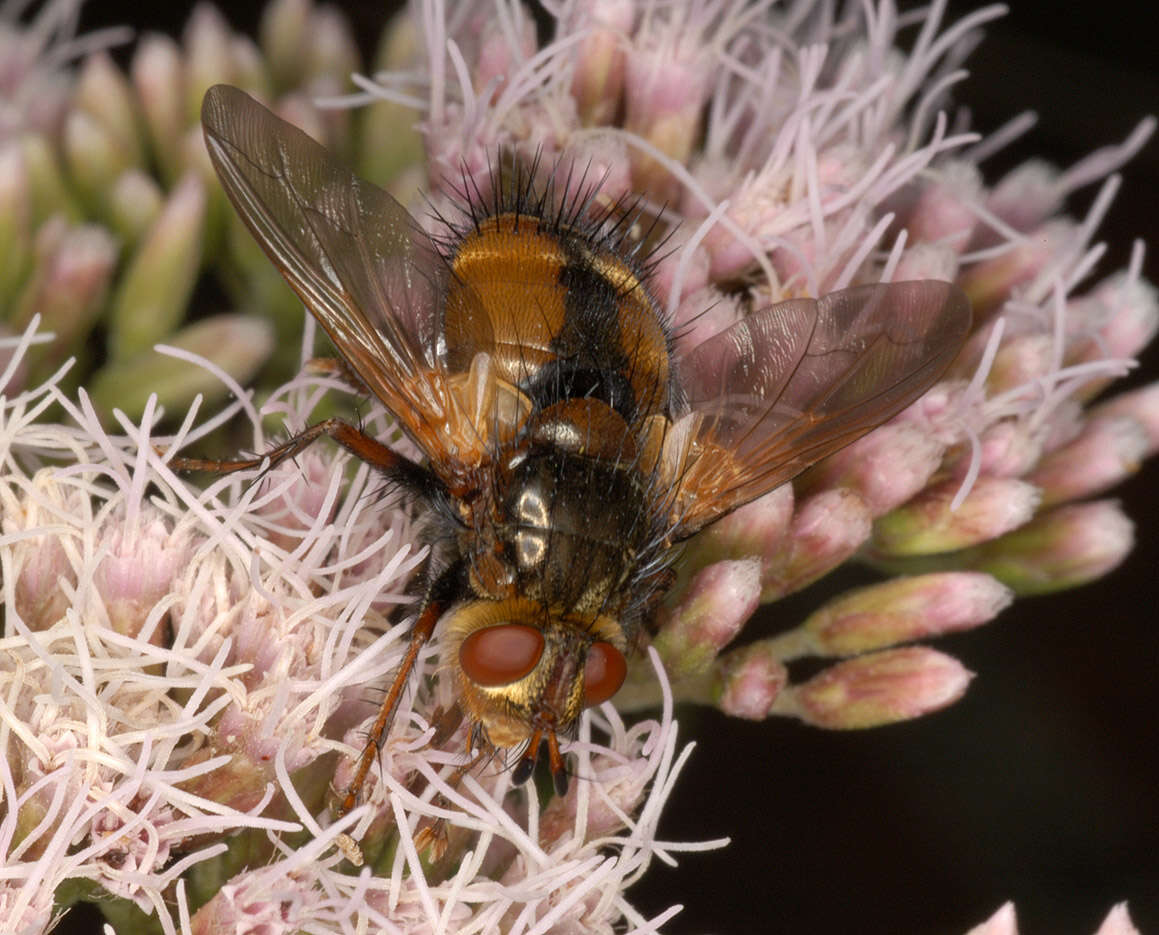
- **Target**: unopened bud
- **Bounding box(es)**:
[1094,904,1141,935]
[63,110,133,214]
[131,34,186,183]
[90,313,274,422]
[985,333,1055,396]
[786,572,1011,657]
[892,242,960,282]
[1066,274,1158,398]
[20,134,75,224]
[570,0,632,126]
[107,169,164,244]
[184,5,237,121]
[1090,382,1159,458]
[761,489,871,600]
[966,902,1019,935]
[108,174,207,360]
[260,0,311,88]
[623,45,710,201]
[654,559,760,678]
[75,53,143,167]
[783,647,972,729]
[799,422,945,516]
[9,473,87,630]
[967,500,1133,595]
[959,219,1074,318]
[905,161,982,252]
[712,642,789,720]
[304,6,359,87]
[0,142,32,302]
[676,485,792,585]
[871,477,1040,557]
[11,221,117,373]
[1029,414,1149,507]
[985,159,1061,235]
[358,13,424,187]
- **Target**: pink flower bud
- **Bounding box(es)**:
[985,333,1056,396]
[1066,274,1159,396]
[259,0,312,88]
[131,35,186,183]
[471,10,537,98]
[302,6,359,88]
[905,161,982,252]
[11,222,116,373]
[653,558,760,678]
[892,242,961,282]
[871,477,1040,556]
[762,489,871,600]
[713,642,789,720]
[94,510,192,641]
[1029,413,1149,507]
[974,419,1046,479]
[184,5,237,120]
[799,422,946,516]
[959,220,1074,318]
[985,159,1061,234]
[785,647,973,729]
[623,28,712,201]
[13,532,74,632]
[75,53,142,167]
[969,500,1133,595]
[1090,381,1159,458]
[966,902,1019,935]
[9,473,88,630]
[1094,904,1141,935]
[569,0,633,126]
[676,484,792,583]
[796,572,1012,656]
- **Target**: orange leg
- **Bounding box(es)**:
[338,596,448,817]
[163,417,408,475]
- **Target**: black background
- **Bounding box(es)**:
[59,2,1159,933]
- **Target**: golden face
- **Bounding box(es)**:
[440,598,626,788]
[194,84,972,812]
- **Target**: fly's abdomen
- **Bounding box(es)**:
[444,213,674,424]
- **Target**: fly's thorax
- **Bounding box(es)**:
[440,597,627,748]
[496,443,655,618]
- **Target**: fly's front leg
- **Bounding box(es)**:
[337,560,465,819]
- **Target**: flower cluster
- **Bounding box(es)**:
[0,323,703,933]
[1,0,1155,933]
[0,0,377,426]
[351,0,1156,727]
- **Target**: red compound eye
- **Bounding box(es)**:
[582,642,627,707]
[459,624,545,687]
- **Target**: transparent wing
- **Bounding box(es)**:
[201,84,490,463]
[668,280,971,536]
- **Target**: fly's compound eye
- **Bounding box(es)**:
[459,624,545,687]
[582,641,627,707]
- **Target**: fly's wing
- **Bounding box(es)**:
[201,84,495,470]
[666,280,971,537]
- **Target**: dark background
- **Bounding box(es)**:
[64,2,1158,933]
